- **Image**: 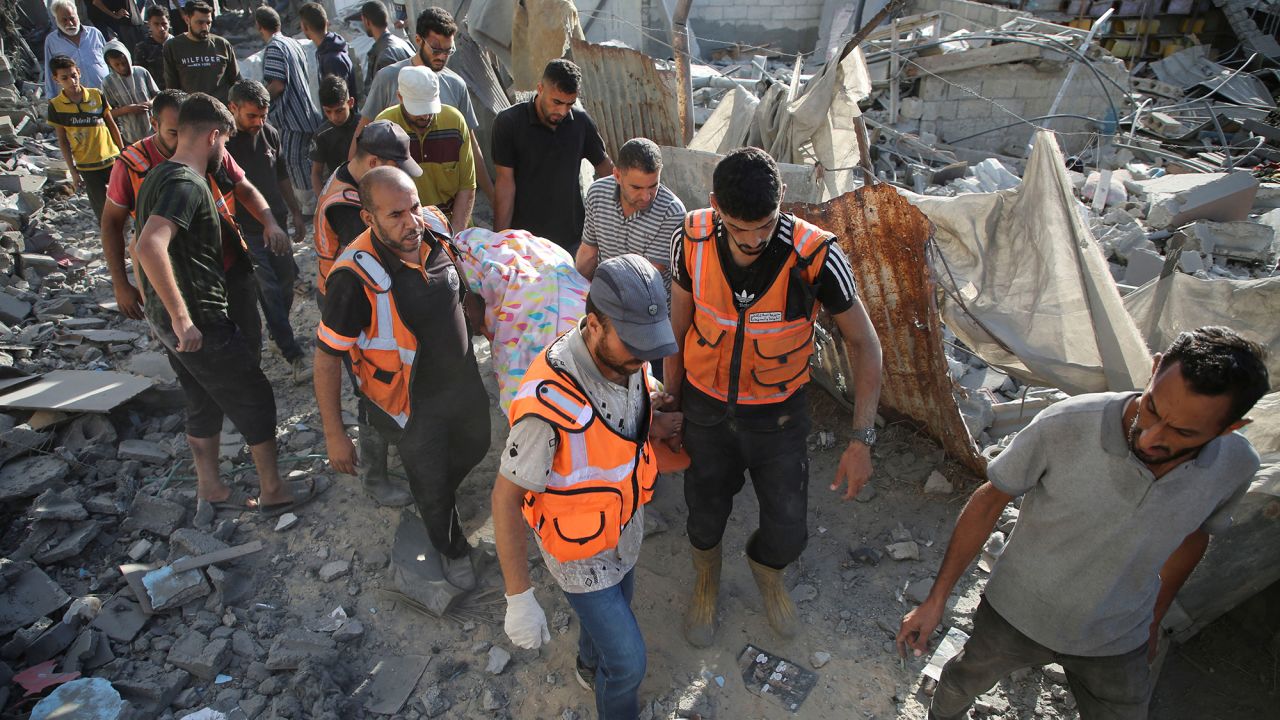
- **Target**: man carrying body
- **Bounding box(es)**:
[897,327,1268,719]
[101,89,274,368]
[162,1,237,103]
[492,59,611,253]
[353,6,493,205]
[225,79,309,382]
[494,255,681,720]
[360,1,412,89]
[255,6,322,197]
[667,147,883,646]
[313,120,421,508]
[132,93,310,514]
[376,66,474,232]
[316,167,491,591]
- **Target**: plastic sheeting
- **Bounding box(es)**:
[908,131,1152,395]
[451,228,588,411]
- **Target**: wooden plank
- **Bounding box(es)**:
[170,540,265,573]
[905,43,1044,76]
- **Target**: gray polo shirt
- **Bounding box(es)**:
[984,391,1257,657]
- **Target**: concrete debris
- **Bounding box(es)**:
[485,644,512,674]
[810,651,831,669]
[923,470,954,495]
[0,454,70,501]
[122,493,186,536]
[166,632,231,681]
[29,677,127,720]
[885,541,921,562]
[140,564,210,611]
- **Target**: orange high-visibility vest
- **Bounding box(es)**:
[508,334,658,563]
[681,208,833,406]
[316,224,460,428]
[118,140,239,227]
[313,171,362,295]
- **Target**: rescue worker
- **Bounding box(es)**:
[493,255,683,720]
[665,147,884,645]
[315,166,490,592]
[312,119,422,508]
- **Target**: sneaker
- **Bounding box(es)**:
[290,355,309,385]
[574,656,596,692]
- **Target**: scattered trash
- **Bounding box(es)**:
[736,644,819,712]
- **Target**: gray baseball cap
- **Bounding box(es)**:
[589,255,677,361]
[355,120,422,178]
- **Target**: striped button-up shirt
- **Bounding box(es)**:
[262,33,321,134]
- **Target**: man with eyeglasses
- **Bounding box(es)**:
[351,6,493,205]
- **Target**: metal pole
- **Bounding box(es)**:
[671,0,696,145]
[1041,8,1114,134]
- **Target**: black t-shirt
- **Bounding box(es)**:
[310,113,361,176]
[324,164,367,248]
[226,123,289,236]
[319,227,473,410]
[491,98,607,250]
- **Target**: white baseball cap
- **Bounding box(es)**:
[398,65,441,116]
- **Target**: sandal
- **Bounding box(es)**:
[259,476,329,517]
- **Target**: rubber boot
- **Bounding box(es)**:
[748,556,798,639]
[359,424,412,507]
[683,544,721,647]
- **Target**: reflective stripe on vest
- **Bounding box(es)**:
[682,209,832,406]
[507,333,657,563]
[313,172,362,295]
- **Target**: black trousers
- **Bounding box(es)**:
[682,408,811,569]
[367,366,491,559]
[931,596,1151,720]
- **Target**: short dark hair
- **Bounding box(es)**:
[617,138,662,174]
[298,2,327,32]
[1157,326,1270,424]
[416,6,457,38]
[254,6,280,33]
[541,59,581,94]
[713,147,781,222]
[151,88,187,119]
[178,92,234,136]
[145,5,167,22]
[584,294,610,327]
[49,55,77,75]
[319,74,350,107]
[183,1,213,17]
[361,1,389,27]
[104,48,127,63]
[228,78,270,109]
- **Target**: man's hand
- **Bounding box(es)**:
[897,598,943,658]
[292,211,307,244]
[1147,617,1164,661]
[265,222,291,256]
[325,431,358,475]
[832,440,873,500]
[504,587,550,649]
[71,173,84,192]
[114,282,145,320]
[172,314,202,352]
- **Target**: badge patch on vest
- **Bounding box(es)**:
[748,311,783,323]
[446,265,460,293]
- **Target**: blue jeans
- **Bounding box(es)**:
[245,233,303,361]
[563,569,646,720]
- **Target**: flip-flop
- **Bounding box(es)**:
[259,476,328,517]
[208,486,259,511]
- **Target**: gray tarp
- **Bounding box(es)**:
[908,131,1153,395]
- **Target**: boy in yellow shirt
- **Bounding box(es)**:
[48,55,124,222]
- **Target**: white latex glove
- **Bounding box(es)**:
[504,587,551,649]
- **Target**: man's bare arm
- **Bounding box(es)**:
[450,188,475,234]
[470,133,495,206]
[99,201,145,319]
[493,165,516,231]
[575,242,599,280]
[664,282,694,405]
[134,214,201,351]
[492,474,532,595]
[829,298,884,499]
[314,348,357,474]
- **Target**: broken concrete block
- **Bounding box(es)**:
[0,292,31,324]
[124,351,178,383]
[265,629,336,671]
[116,439,171,465]
[109,662,188,713]
[0,425,51,465]
[885,541,921,561]
[1183,220,1275,262]
[485,645,511,675]
[1146,171,1259,229]
[168,529,229,561]
[1122,247,1166,286]
[1177,248,1206,274]
[0,455,70,502]
[319,560,350,582]
[166,632,231,681]
[0,566,71,634]
[32,520,101,564]
[332,619,364,643]
[90,595,148,643]
[141,564,210,611]
[904,577,934,605]
[127,539,153,562]
[923,471,954,495]
[22,618,81,664]
[0,174,46,194]
[29,488,87,521]
[121,493,185,536]
[29,677,128,720]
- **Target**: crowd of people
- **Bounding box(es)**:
[40,3,1272,720]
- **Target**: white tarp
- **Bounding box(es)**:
[908,131,1152,395]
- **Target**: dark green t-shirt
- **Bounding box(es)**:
[135,160,228,330]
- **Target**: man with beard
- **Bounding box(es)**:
[375,66,474,232]
[492,59,611,252]
[897,326,1268,720]
[225,79,309,383]
[44,0,109,99]
[315,167,490,594]
[360,1,413,89]
[133,93,313,515]
[101,89,280,376]
[162,1,237,103]
[352,6,492,205]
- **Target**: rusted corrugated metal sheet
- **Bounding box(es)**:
[570,39,683,161]
[787,184,986,476]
